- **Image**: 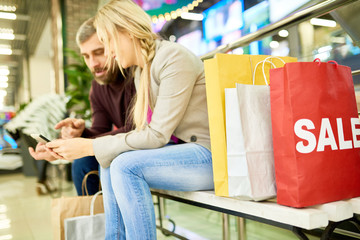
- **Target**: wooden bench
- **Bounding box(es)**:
[151,189,360,240]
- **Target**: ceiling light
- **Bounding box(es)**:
[0,28,13,34]
[187,3,194,11]
[310,18,336,27]
[0,12,16,20]
[0,90,7,96]
[151,16,158,23]
[0,69,9,76]
[0,205,6,213]
[0,218,10,229]
[278,30,289,38]
[176,9,182,17]
[0,5,16,12]
[158,14,165,22]
[317,45,333,53]
[270,41,280,49]
[165,13,171,21]
[169,35,176,42]
[171,11,177,19]
[0,76,8,82]
[0,49,12,55]
[331,36,346,44]
[0,45,12,55]
[314,45,332,61]
[181,12,204,21]
[150,1,204,24]
[315,52,330,61]
[0,82,8,88]
[0,33,14,40]
[0,234,12,240]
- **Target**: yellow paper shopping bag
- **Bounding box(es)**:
[204,54,296,197]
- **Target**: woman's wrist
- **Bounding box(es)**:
[87,138,95,156]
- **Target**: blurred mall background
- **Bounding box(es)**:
[0,0,358,109]
[0,0,358,148]
[0,0,359,239]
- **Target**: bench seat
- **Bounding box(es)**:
[151,189,360,240]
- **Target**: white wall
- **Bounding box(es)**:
[29,57,53,97]
[29,18,54,99]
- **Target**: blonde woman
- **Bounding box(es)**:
[45,0,213,238]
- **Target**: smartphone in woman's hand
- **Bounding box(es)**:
[30,134,51,143]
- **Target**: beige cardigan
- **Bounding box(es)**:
[93,40,210,168]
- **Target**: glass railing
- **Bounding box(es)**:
[200,0,358,64]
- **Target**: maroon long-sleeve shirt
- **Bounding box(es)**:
[81,73,136,138]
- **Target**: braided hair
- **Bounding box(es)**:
[95,0,159,130]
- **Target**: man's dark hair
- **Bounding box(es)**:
[76,17,96,46]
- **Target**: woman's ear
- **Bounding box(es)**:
[128,32,134,39]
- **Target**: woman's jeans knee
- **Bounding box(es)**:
[101,143,213,239]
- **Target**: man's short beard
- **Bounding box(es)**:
[93,66,120,85]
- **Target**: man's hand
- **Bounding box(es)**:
[28,143,58,161]
[55,118,85,139]
[46,138,94,161]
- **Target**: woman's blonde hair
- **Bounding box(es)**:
[94,0,158,130]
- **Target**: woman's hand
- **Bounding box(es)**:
[28,143,59,161]
[45,138,94,161]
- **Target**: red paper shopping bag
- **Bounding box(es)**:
[270,59,360,208]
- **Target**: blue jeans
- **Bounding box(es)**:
[72,156,100,195]
[100,143,213,240]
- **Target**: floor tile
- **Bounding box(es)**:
[0,171,323,240]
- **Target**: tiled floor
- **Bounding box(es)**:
[0,171,54,240]
[0,167,319,240]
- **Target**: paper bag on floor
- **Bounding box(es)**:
[51,171,104,240]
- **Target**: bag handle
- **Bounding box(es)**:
[82,170,102,196]
[90,190,102,216]
[313,58,339,67]
[252,56,286,85]
[252,60,276,85]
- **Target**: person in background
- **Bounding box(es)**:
[40,0,213,238]
[29,17,136,196]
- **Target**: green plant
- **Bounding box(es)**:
[17,102,30,113]
[64,48,92,120]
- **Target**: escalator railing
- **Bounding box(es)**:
[200,0,359,67]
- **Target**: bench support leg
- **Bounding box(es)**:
[292,227,309,240]
[236,217,246,240]
[319,216,360,240]
[222,213,231,240]
[320,221,342,240]
[154,196,188,240]
[349,215,360,232]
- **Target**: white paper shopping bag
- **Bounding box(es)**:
[64,191,105,240]
[224,57,283,201]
